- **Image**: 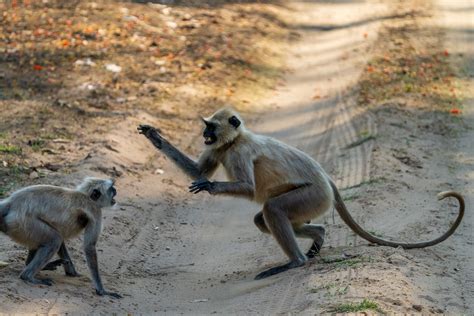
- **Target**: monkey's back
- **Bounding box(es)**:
[3,185,94,247]
[227,132,334,204]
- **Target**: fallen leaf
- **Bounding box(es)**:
[450,108,461,115]
[33,64,43,71]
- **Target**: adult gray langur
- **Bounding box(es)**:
[0,177,121,298]
[138,108,464,280]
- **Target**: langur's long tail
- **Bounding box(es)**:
[330,181,465,249]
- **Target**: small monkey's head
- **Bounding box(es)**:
[201,108,243,148]
[77,177,117,208]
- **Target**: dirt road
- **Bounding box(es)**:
[0,0,472,314]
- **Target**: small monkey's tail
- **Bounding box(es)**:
[330,181,465,249]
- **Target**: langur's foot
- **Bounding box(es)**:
[254,259,306,280]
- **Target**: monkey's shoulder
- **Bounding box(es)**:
[237,133,314,161]
[11,184,71,195]
[8,185,99,213]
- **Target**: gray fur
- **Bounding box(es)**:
[139,107,465,280]
[0,177,121,298]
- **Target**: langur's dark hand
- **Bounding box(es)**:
[189,179,216,195]
[137,124,164,149]
[137,124,162,136]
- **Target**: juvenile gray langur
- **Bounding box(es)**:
[0,177,121,298]
[138,108,465,280]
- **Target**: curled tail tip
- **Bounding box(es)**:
[437,191,463,201]
[437,191,450,200]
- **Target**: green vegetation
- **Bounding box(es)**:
[320,255,367,268]
[0,145,22,154]
[368,230,384,238]
[0,186,9,197]
[0,165,30,197]
[330,299,382,313]
[334,257,364,268]
[342,193,360,201]
[28,139,46,152]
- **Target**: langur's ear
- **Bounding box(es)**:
[201,116,212,127]
[90,189,102,201]
[228,116,241,129]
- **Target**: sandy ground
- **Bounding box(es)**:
[0,0,473,314]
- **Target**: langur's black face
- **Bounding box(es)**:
[203,121,218,145]
[89,180,117,207]
[108,185,117,205]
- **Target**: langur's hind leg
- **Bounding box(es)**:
[254,185,330,280]
[254,211,270,234]
[255,202,306,280]
[27,248,67,272]
[58,243,80,277]
[20,222,62,286]
[294,224,326,258]
[255,211,325,257]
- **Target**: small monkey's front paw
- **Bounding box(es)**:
[21,276,54,286]
[96,289,122,299]
[189,179,216,195]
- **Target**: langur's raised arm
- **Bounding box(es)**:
[138,124,206,179]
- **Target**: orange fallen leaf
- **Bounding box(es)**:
[61,39,70,47]
[34,28,45,36]
[33,65,43,71]
[84,26,95,34]
[366,66,375,73]
[450,108,461,114]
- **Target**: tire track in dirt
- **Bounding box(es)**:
[255,1,390,314]
[431,0,474,311]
